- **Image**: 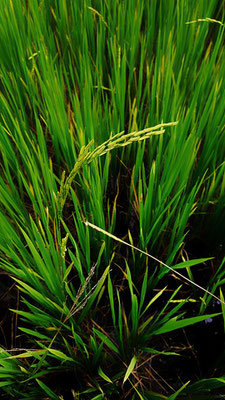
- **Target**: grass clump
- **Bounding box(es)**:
[0,0,225,399]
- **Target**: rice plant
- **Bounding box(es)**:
[0,0,225,398]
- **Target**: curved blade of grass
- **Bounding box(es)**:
[98,367,113,383]
[153,313,220,335]
[36,379,59,400]
[93,329,119,355]
[168,381,190,400]
[123,355,137,384]
[85,221,225,306]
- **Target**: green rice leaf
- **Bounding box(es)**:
[123,355,137,383]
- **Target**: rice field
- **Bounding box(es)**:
[0,1,225,398]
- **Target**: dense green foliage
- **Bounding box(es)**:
[0,0,225,398]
